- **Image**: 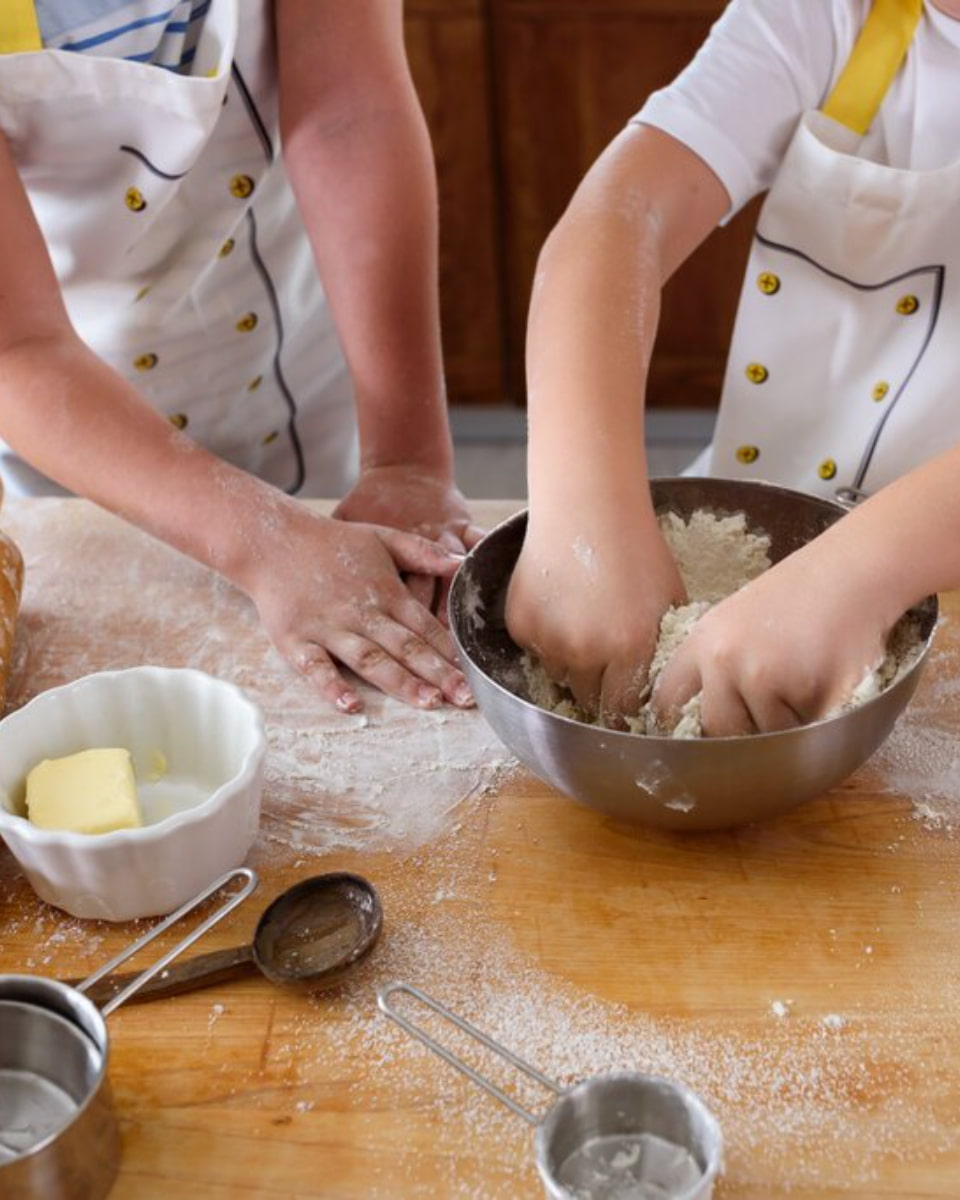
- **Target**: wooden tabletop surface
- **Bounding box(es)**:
[1,498,958,1200]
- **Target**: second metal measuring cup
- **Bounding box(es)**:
[378,982,722,1200]
[0,866,258,1200]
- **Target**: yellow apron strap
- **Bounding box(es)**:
[822,0,923,135]
[0,0,42,54]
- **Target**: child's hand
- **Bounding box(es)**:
[333,465,485,617]
[651,542,889,736]
[506,517,687,724]
[241,500,473,714]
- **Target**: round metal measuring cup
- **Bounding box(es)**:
[73,872,383,1007]
[0,866,258,1200]
[378,982,722,1199]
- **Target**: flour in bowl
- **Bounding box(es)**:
[523,508,925,738]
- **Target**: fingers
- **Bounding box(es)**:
[375,614,472,705]
[437,529,467,555]
[698,679,809,737]
[288,587,474,712]
[403,571,436,611]
[291,644,364,714]
[565,663,602,720]
[322,620,472,711]
[737,693,806,735]
[390,594,474,706]
[650,653,702,734]
[433,575,453,628]
[460,523,487,550]
[695,676,758,738]
[323,631,443,709]
[599,660,648,729]
[378,526,463,577]
[656,653,807,737]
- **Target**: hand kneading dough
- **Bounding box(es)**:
[522,509,924,738]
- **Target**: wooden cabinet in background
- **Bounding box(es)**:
[406,0,756,409]
[404,0,506,406]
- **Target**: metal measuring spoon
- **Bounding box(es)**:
[69,873,383,1007]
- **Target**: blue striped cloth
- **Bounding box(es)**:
[35,0,211,73]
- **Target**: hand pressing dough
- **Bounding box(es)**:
[522,509,924,738]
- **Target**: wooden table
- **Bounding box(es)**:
[1,499,958,1200]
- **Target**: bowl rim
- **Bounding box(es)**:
[0,665,266,846]
[449,503,939,746]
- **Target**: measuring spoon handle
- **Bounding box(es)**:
[68,944,256,1007]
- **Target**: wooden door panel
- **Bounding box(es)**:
[407,1,749,408]
[405,2,507,404]
[492,0,752,408]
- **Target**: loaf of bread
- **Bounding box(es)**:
[0,471,24,713]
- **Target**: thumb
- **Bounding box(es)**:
[377,526,464,577]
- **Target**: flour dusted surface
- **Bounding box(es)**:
[2,500,959,1198]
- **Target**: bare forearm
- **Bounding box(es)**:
[526,189,663,529]
[811,445,960,621]
[0,335,284,589]
[525,125,729,535]
[280,65,450,473]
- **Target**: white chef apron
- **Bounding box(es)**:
[695,0,958,501]
[0,0,358,498]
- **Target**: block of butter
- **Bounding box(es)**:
[26,748,143,835]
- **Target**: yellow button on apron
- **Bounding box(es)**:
[736,445,760,464]
[125,187,147,212]
[169,413,189,430]
[262,430,279,446]
[133,352,158,371]
[757,272,781,295]
[236,313,259,333]
[133,286,151,303]
[229,175,256,199]
[218,238,236,258]
[872,381,890,401]
[247,375,264,392]
[745,363,769,384]
[896,294,920,315]
[818,458,838,480]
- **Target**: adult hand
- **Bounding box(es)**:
[651,542,889,736]
[506,515,686,725]
[334,464,485,617]
[242,499,474,714]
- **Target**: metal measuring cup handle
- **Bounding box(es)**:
[377,980,562,1125]
[377,982,723,1200]
[75,867,258,1017]
[74,945,255,1008]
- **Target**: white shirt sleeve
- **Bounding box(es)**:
[633,0,862,216]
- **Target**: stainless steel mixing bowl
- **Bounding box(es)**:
[449,478,938,831]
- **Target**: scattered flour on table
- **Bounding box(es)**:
[523,508,925,738]
[855,615,960,831]
[249,802,960,1199]
[1,500,517,861]
[260,694,516,856]
[4,501,959,1199]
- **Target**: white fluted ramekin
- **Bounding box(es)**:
[0,667,266,920]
